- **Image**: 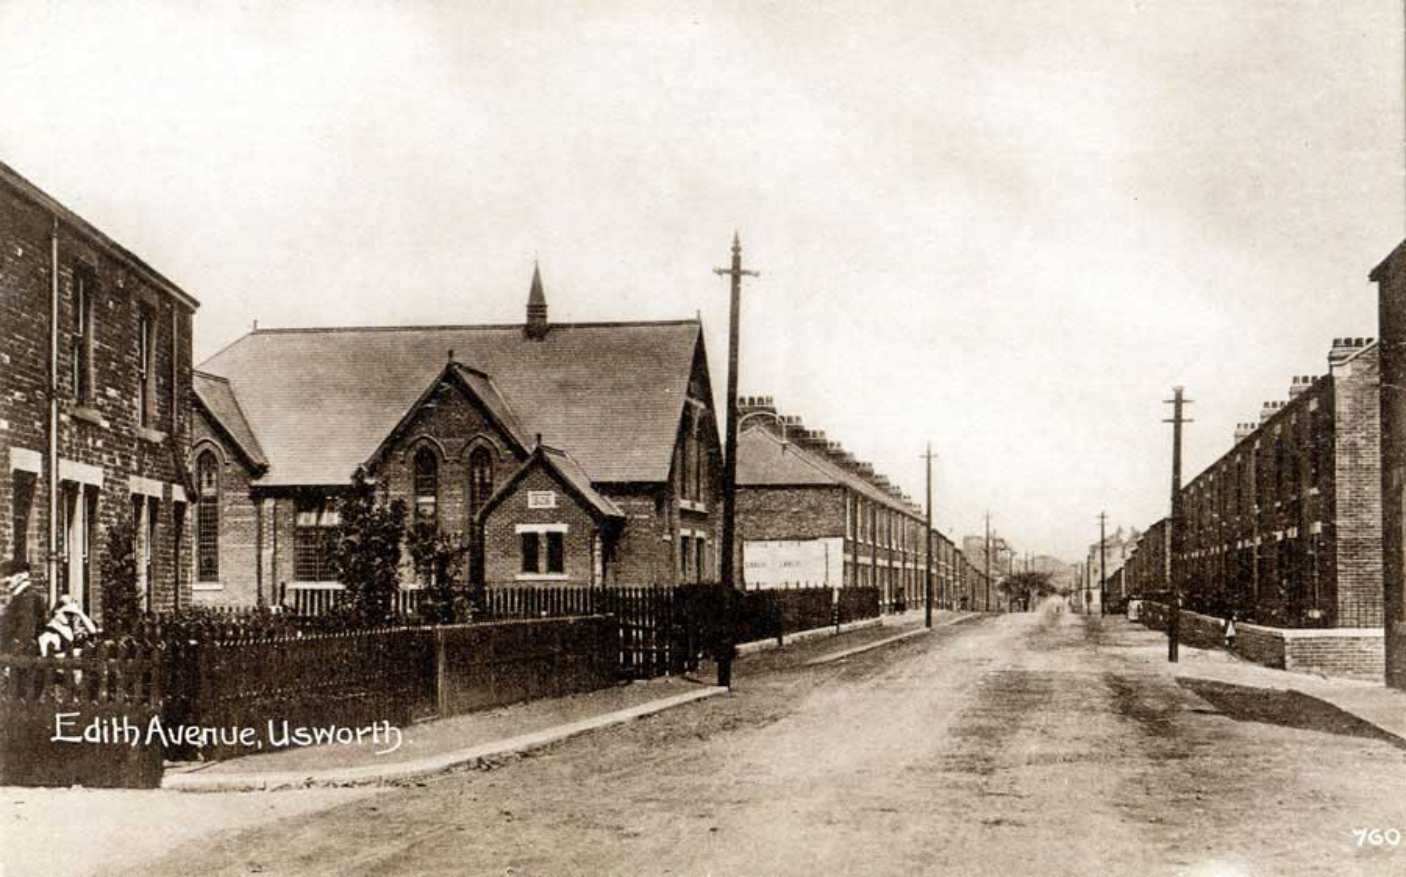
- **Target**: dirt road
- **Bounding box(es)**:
[123,603,1406,876]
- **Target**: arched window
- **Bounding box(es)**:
[468,447,494,522]
[413,447,438,527]
[196,451,219,582]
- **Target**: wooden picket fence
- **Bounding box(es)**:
[0,640,165,787]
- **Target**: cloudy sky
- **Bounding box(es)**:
[2,1,1401,560]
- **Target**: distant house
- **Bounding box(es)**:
[191,266,721,607]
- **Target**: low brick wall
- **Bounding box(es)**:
[1135,602,1384,681]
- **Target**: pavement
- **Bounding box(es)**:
[1115,615,1406,744]
[161,608,959,792]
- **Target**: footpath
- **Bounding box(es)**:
[1107,616,1406,744]
[162,609,979,792]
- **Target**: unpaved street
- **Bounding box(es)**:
[128,604,1406,876]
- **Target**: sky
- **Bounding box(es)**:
[2,1,1402,561]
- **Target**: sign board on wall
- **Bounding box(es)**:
[742,538,843,588]
[527,490,557,509]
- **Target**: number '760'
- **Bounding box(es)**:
[1353,829,1402,847]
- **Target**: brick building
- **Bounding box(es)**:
[1,162,198,622]
[1122,517,1168,598]
[1142,337,1382,629]
[1372,239,1406,687]
[732,396,979,611]
[190,266,721,606]
[1080,525,1138,614]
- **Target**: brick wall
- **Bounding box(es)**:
[482,466,601,587]
[1,173,195,623]
[190,407,261,605]
[1376,242,1406,689]
[1137,602,1383,680]
[1331,345,1383,626]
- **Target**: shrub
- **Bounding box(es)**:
[329,468,407,625]
[99,514,142,633]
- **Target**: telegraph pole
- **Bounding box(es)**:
[984,512,992,612]
[1164,386,1193,663]
[713,232,759,688]
[1098,512,1108,616]
[923,443,936,629]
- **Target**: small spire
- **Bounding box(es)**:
[528,260,545,307]
[732,230,741,255]
[525,260,549,339]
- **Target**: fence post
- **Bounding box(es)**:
[435,626,447,717]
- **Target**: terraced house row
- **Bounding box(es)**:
[733,396,994,612]
[2,163,993,622]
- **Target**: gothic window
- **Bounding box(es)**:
[468,446,494,522]
[413,447,439,527]
[137,308,154,427]
[196,451,220,582]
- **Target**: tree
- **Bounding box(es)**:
[998,571,1056,612]
[329,467,407,625]
[99,513,142,633]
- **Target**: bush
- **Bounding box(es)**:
[99,515,142,633]
[329,468,407,625]
[406,522,472,624]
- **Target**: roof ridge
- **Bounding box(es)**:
[244,318,700,336]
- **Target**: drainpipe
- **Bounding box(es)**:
[47,217,59,605]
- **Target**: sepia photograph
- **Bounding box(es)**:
[1,1,1404,874]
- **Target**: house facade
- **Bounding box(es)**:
[732,396,973,611]
[189,267,721,607]
[1,162,198,623]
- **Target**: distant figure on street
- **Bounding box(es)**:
[1,560,46,654]
[38,594,97,657]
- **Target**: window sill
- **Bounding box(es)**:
[192,582,223,592]
[677,499,708,514]
[138,427,168,445]
[290,581,345,590]
[515,573,570,582]
[73,406,107,428]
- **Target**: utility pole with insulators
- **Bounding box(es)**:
[923,443,936,629]
[713,232,759,688]
[984,511,992,612]
[1164,386,1193,663]
[1098,511,1107,617]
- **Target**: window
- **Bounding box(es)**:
[413,447,438,527]
[196,451,220,582]
[695,537,706,582]
[680,535,692,579]
[294,497,339,582]
[137,308,154,428]
[468,446,494,522]
[521,532,541,573]
[846,493,854,539]
[9,471,37,568]
[519,530,565,575]
[547,531,564,574]
[71,271,93,402]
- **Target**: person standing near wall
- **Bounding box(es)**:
[1,560,47,654]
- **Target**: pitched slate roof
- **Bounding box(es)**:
[198,321,702,487]
[192,370,268,469]
[481,443,624,522]
[736,427,920,518]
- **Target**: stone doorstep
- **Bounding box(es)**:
[162,686,728,793]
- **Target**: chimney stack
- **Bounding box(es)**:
[1328,336,1374,370]
[1288,375,1313,399]
[1259,400,1285,425]
[1234,422,1255,443]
